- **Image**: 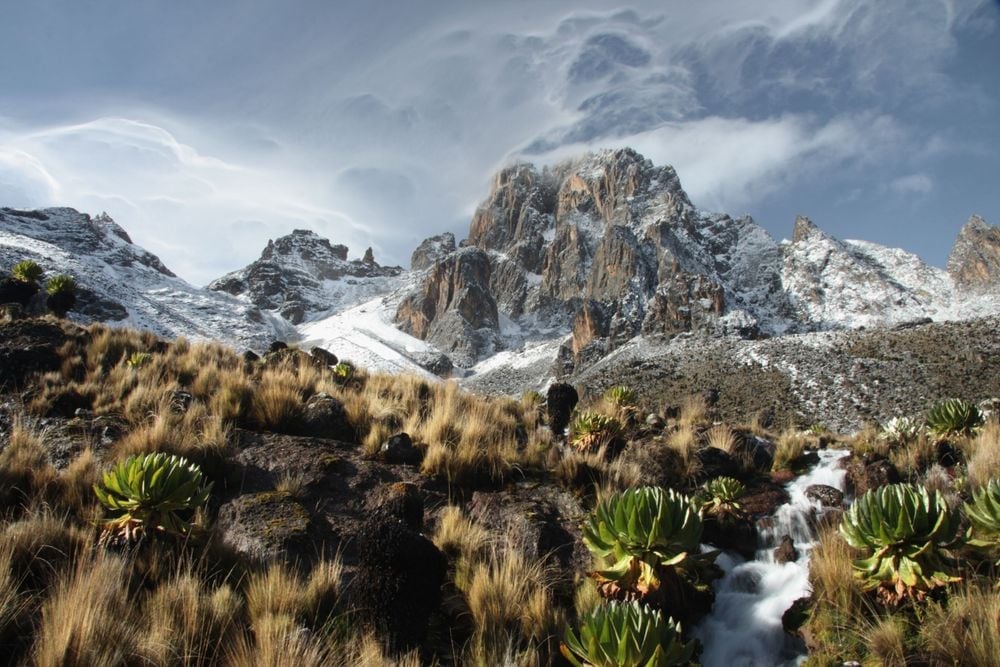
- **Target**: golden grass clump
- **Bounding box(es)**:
[32,553,137,667]
[667,423,702,478]
[679,393,709,427]
[808,526,862,617]
[771,425,807,472]
[0,419,56,513]
[918,582,1000,667]
[705,424,738,454]
[462,545,563,663]
[860,614,908,667]
[887,432,936,480]
[432,505,490,589]
[139,573,243,665]
[965,417,1000,488]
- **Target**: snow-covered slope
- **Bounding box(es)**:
[0,207,290,349]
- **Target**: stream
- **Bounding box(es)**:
[695,449,850,667]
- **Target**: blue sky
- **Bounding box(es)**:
[1,0,997,284]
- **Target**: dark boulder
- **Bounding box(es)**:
[217,492,314,565]
[0,278,38,308]
[242,349,260,364]
[0,320,66,390]
[696,446,740,481]
[268,341,288,353]
[845,454,900,496]
[380,432,422,466]
[546,382,579,436]
[805,484,844,508]
[300,392,355,442]
[46,290,76,317]
[354,511,446,653]
[774,534,799,564]
[309,346,338,368]
[701,515,756,559]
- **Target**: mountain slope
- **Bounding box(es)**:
[0,207,289,349]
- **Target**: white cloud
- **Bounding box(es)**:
[889,173,934,195]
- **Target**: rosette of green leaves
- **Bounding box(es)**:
[604,386,637,407]
[964,479,1000,566]
[583,487,703,594]
[11,259,42,284]
[699,476,745,520]
[125,351,153,369]
[571,412,624,452]
[44,274,76,295]
[880,416,922,444]
[561,601,695,667]
[925,399,984,438]
[840,483,960,602]
[94,453,212,544]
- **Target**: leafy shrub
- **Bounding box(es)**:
[11,260,42,283]
[964,478,1000,565]
[45,274,76,295]
[880,416,922,444]
[582,487,705,598]
[561,600,694,667]
[93,453,212,544]
[698,476,745,521]
[926,399,984,438]
[604,386,637,407]
[570,412,623,452]
[839,483,960,604]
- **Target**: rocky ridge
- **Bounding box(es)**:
[0,207,287,349]
[209,229,404,324]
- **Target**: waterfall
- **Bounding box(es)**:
[695,449,850,667]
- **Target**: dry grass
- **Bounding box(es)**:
[0,419,56,513]
[860,614,908,667]
[679,394,708,427]
[771,425,807,471]
[462,545,563,664]
[33,553,137,666]
[919,581,1000,667]
[667,424,702,478]
[809,526,862,617]
[965,417,1000,488]
[888,432,936,480]
[433,505,490,589]
[705,424,738,454]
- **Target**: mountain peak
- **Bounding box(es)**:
[947,214,1000,289]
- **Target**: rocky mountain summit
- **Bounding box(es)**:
[398,149,999,372]
[209,229,403,324]
[0,207,286,348]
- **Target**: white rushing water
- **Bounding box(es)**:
[695,449,850,667]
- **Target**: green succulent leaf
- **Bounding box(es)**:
[93,452,212,544]
[925,399,984,437]
[964,479,1000,563]
[571,412,624,452]
[45,274,76,295]
[11,259,43,283]
[839,483,960,601]
[561,601,695,667]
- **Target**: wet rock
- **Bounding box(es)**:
[805,484,844,508]
[380,433,422,466]
[845,454,900,496]
[741,481,791,519]
[702,516,756,559]
[300,392,355,442]
[774,534,799,564]
[782,597,812,634]
[546,382,579,436]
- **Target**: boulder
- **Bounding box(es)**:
[380,432,422,466]
[545,382,579,436]
[217,492,314,564]
[309,346,338,368]
[354,511,446,653]
[845,454,900,496]
[774,534,799,564]
[300,392,355,443]
[696,446,740,481]
[0,320,66,390]
[805,484,844,508]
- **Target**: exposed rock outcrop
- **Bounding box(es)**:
[395,247,500,366]
[210,229,403,324]
[410,232,457,271]
[948,215,1000,289]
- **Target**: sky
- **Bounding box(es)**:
[1,0,998,285]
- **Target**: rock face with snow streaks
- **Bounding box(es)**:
[209,229,403,324]
[947,214,1000,290]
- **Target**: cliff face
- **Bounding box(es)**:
[948,215,1000,290]
[398,149,1000,371]
[209,229,403,324]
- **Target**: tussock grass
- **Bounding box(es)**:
[679,393,708,427]
[667,424,702,478]
[33,553,137,666]
[965,417,1000,488]
[705,424,738,454]
[919,582,1000,667]
[860,614,908,667]
[771,425,807,471]
[809,526,862,617]
[0,419,56,513]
